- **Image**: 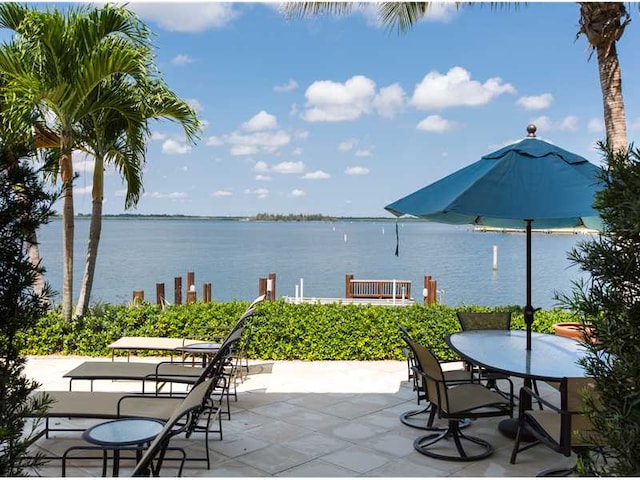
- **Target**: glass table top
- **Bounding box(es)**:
[175,342,221,352]
[446,330,588,381]
[83,418,164,447]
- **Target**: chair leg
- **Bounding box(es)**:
[414,419,494,461]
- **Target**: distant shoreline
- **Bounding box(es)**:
[54,214,412,222]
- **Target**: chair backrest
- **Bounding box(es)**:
[248,294,266,310]
[456,311,511,331]
[131,378,213,476]
[561,377,597,448]
[406,338,449,411]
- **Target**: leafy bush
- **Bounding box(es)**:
[23,301,574,361]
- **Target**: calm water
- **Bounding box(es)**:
[36,219,592,309]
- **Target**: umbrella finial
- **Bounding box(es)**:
[526,124,537,137]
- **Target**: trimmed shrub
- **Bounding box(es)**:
[23,301,574,361]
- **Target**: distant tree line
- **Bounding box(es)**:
[253,213,336,222]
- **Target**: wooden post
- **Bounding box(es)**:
[203,283,212,303]
[422,275,431,305]
[258,277,267,298]
[186,288,197,304]
[429,279,437,305]
[156,283,165,306]
[187,271,195,291]
[267,272,276,301]
[174,277,182,305]
[132,290,144,306]
[345,273,354,298]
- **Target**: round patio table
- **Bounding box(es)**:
[446,330,587,439]
[82,418,164,476]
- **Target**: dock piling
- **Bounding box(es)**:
[174,277,182,305]
[156,283,165,306]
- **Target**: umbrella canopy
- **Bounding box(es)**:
[385,125,604,350]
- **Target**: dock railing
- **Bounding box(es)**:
[345,274,411,301]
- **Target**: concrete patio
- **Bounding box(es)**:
[25,356,575,477]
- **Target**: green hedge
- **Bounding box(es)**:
[22,301,579,361]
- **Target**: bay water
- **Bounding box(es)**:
[36,218,592,309]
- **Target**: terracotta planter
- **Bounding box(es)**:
[553,322,596,343]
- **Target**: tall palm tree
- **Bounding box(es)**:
[0,4,153,321]
[284,2,631,152]
[75,77,199,316]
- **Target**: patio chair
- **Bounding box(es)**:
[456,311,516,402]
[407,338,512,461]
[61,378,214,477]
[62,308,253,394]
[34,328,244,470]
[510,377,599,476]
[399,326,473,430]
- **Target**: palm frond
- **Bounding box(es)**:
[282,2,358,20]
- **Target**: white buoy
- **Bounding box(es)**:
[382,227,385,234]
[492,245,498,270]
[344,233,348,242]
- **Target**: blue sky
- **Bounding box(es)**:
[34,3,640,216]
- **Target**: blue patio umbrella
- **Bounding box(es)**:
[385,125,604,350]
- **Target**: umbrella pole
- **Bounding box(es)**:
[525,219,533,351]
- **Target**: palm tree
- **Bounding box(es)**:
[0,4,154,321]
[75,77,199,316]
[284,2,631,152]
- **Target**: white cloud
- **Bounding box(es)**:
[73,184,93,195]
[272,161,305,174]
[186,98,204,113]
[182,166,188,172]
[75,157,95,174]
[295,130,309,140]
[230,145,258,156]
[151,131,167,141]
[303,75,376,122]
[355,149,373,157]
[162,139,192,155]
[244,188,269,199]
[338,138,358,151]
[416,115,457,133]
[302,170,331,180]
[242,110,278,131]
[227,130,291,156]
[253,161,270,173]
[588,118,604,133]
[629,118,640,130]
[288,189,306,198]
[292,147,303,156]
[532,115,579,132]
[212,190,233,197]
[255,174,272,181]
[274,79,299,93]
[412,66,516,110]
[345,166,370,176]
[114,189,126,197]
[172,54,196,65]
[206,136,224,146]
[131,3,240,32]
[290,103,299,117]
[145,191,187,199]
[516,93,553,110]
[373,83,407,118]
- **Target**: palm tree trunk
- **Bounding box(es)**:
[60,133,74,322]
[26,230,46,298]
[579,2,629,153]
[596,41,627,152]
[75,157,103,317]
